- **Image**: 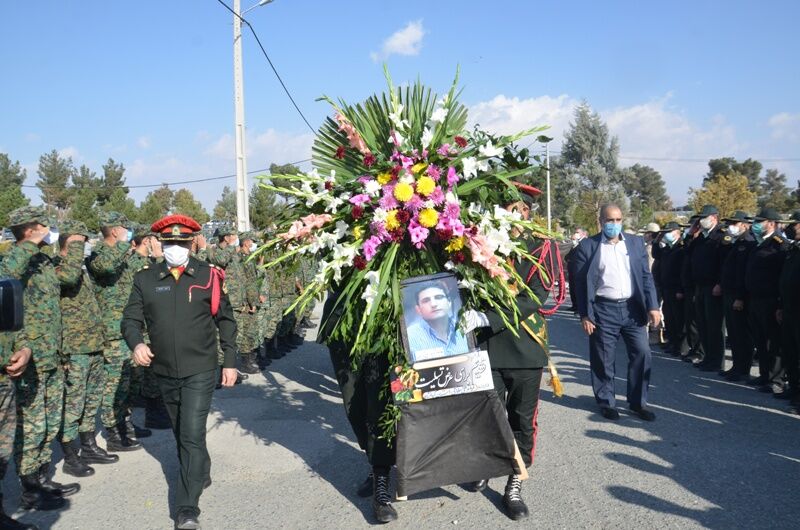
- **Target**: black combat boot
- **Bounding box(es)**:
[256,342,272,369]
[0,494,39,529]
[59,441,94,478]
[372,470,398,524]
[144,398,171,430]
[105,423,142,452]
[239,351,260,374]
[125,416,151,439]
[267,337,285,359]
[502,474,529,520]
[286,333,305,347]
[19,474,65,511]
[37,464,80,497]
[79,431,119,464]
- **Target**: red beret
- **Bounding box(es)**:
[151,214,202,241]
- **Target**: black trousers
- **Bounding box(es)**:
[155,369,216,516]
[724,292,753,375]
[748,297,784,389]
[491,368,543,468]
[662,289,687,355]
[684,292,703,356]
[695,285,724,367]
[328,342,395,468]
[782,309,800,399]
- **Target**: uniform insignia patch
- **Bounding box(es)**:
[155,285,171,293]
[172,225,181,236]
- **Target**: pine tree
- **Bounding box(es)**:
[138,185,175,225]
[212,186,237,223]
[173,188,209,224]
[98,158,127,205]
[0,153,31,226]
[36,149,75,213]
[249,182,280,230]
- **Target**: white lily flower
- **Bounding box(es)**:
[462,157,478,180]
[468,202,484,217]
[444,261,455,271]
[429,106,448,124]
[478,141,503,158]
[421,127,434,147]
[361,271,381,310]
[364,179,382,197]
[373,208,388,223]
[389,105,409,130]
[334,220,348,240]
[458,278,477,289]
[389,130,406,147]
[324,196,345,214]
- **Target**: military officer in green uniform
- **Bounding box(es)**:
[87,211,147,450]
[0,240,41,526]
[779,211,800,413]
[5,206,81,509]
[122,214,237,530]
[466,185,552,521]
[56,221,119,478]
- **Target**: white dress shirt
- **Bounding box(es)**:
[596,233,633,300]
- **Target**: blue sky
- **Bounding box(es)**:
[1,0,798,210]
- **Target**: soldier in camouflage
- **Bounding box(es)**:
[237,232,262,373]
[87,211,148,451]
[0,245,38,526]
[56,221,120,478]
[5,206,82,510]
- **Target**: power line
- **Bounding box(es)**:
[24,158,312,190]
[215,0,317,135]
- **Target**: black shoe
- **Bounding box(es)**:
[59,440,94,478]
[0,508,38,529]
[105,424,142,452]
[357,473,373,498]
[126,418,151,439]
[78,432,119,464]
[145,398,172,430]
[758,385,775,394]
[725,372,745,382]
[630,406,656,421]
[37,465,80,497]
[372,473,398,524]
[774,391,791,400]
[175,509,200,530]
[600,407,620,420]
[719,368,735,377]
[287,333,304,347]
[235,371,246,384]
[503,475,529,520]
[747,376,767,386]
[699,364,720,373]
[468,479,488,492]
[19,474,65,511]
[239,352,260,374]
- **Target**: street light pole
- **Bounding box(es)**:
[546,142,551,232]
[232,0,250,231]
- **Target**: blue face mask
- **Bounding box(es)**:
[751,222,764,239]
[664,232,677,244]
[126,229,134,242]
[603,222,622,239]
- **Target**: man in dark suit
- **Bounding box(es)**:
[122,215,238,530]
[573,204,660,421]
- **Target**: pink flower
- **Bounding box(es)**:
[399,154,415,169]
[405,195,424,212]
[278,213,333,241]
[336,113,372,155]
[426,164,441,180]
[379,194,399,210]
[408,221,430,249]
[437,144,452,156]
[446,167,459,187]
[466,233,509,280]
[443,202,460,220]
[429,187,445,205]
[349,194,371,206]
[363,236,382,261]
[357,175,372,185]
[370,221,391,242]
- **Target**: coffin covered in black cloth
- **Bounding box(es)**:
[396,390,519,497]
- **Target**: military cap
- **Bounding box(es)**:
[645,222,660,233]
[7,206,51,228]
[238,231,256,243]
[659,221,682,232]
[98,211,129,228]
[787,210,800,223]
[131,223,152,239]
[753,207,782,222]
[59,220,92,238]
[722,210,751,223]
[698,204,719,217]
[213,223,236,238]
[151,214,201,241]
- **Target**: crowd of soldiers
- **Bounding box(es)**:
[641,205,800,413]
[0,206,313,530]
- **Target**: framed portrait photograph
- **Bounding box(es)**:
[399,272,476,364]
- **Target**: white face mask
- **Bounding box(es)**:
[699,217,715,231]
[727,225,741,237]
[43,229,59,246]
[249,242,257,253]
[163,244,190,267]
[231,238,240,248]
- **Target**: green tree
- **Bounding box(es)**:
[69,188,100,231]
[705,157,763,196]
[625,164,672,226]
[249,182,280,229]
[690,173,757,218]
[172,188,209,224]
[0,153,31,226]
[759,168,794,211]
[36,149,75,214]
[138,185,174,225]
[212,186,237,223]
[552,102,626,229]
[98,158,127,205]
[102,188,139,223]
[268,162,302,192]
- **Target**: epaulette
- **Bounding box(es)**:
[773,235,784,244]
[722,235,732,244]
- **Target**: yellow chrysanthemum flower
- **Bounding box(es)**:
[353,226,363,240]
[385,210,400,231]
[393,182,414,202]
[445,236,465,252]
[418,208,439,228]
[377,172,392,185]
[415,176,436,197]
[411,162,428,175]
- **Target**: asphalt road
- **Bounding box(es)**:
[6,306,800,529]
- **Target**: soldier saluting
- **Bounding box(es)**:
[122,215,237,530]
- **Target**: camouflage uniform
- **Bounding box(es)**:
[2,216,83,476]
[206,242,242,364]
[293,257,317,333]
[238,239,261,353]
[126,248,161,402]
[57,223,107,444]
[274,258,301,340]
[87,212,137,431]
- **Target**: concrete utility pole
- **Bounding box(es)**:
[546,142,552,232]
[232,0,250,231]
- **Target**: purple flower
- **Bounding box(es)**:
[370,221,391,242]
[358,175,372,185]
[426,164,441,180]
[379,194,399,210]
[444,202,460,219]
[405,195,424,212]
[349,194,371,206]
[408,220,430,249]
[446,166,459,187]
[429,187,445,205]
[362,236,382,261]
[400,155,415,169]
[437,144,452,156]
